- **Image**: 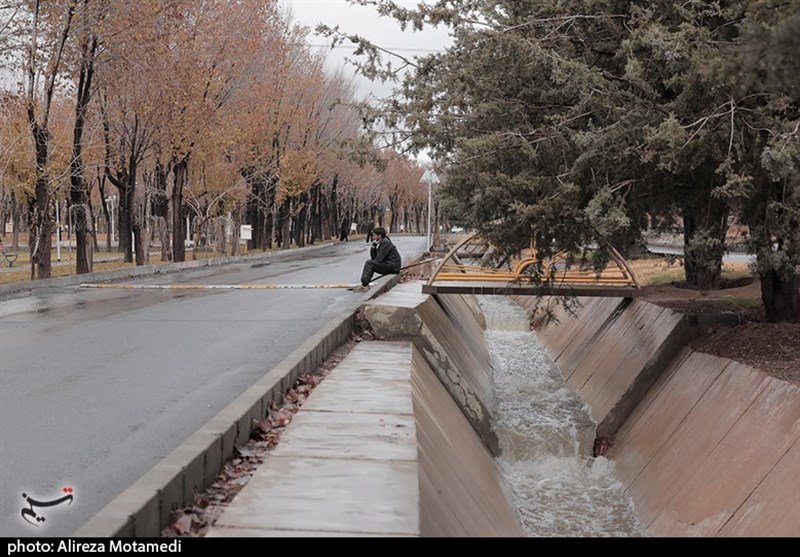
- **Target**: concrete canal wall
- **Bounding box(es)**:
[522,296,799,537]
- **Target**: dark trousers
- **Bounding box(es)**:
[360,260,397,286]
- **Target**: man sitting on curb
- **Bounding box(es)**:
[353,227,401,292]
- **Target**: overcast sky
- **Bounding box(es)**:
[279,0,453,100]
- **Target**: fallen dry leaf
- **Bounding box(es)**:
[253,419,271,434]
[236,445,256,459]
[273,409,292,426]
[173,514,192,535]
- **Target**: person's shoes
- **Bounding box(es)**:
[352,285,370,292]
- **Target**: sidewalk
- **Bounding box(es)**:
[207,342,420,537]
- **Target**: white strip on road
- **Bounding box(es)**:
[80,283,359,290]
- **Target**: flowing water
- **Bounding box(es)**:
[477,296,646,537]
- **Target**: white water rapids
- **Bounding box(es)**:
[477,296,646,537]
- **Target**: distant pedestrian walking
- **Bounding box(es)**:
[353,227,401,292]
[365,223,374,243]
[339,218,350,242]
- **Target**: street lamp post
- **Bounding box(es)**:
[421,169,438,251]
[427,180,432,249]
[55,197,61,262]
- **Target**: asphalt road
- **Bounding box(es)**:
[0,237,428,537]
[647,245,755,264]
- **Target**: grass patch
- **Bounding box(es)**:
[723,296,763,309]
[0,258,145,285]
[0,241,339,286]
[627,256,753,287]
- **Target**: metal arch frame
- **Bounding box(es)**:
[426,231,483,286]
[426,233,640,296]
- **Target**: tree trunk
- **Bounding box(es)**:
[388,195,397,233]
[88,195,98,252]
[244,173,269,250]
[119,178,135,263]
[68,170,91,274]
[329,174,339,241]
[0,187,7,238]
[274,204,282,248]
[744,173,799,323]
[191,213,206,261]
[280,199,291,249]
[97,174,112,253]
[293,194,307,248]
[152,161,171,261]
[68,32,97,275]
[230,210,241,256]
[265,194,273,250]
[760,269,800,323]
[301,193,309,247]
[25,1,75,280]
[680,165,729,290]
[319,180,329,241]
[215,218,226,254]
[11,190,21,250]
[309,182,320,244]
[270,203,277,250]
[29,124,52,280]
[245,176,262,251]
[243,173,277,251]
[143,174,151,263]
[264,177,276,250]
[172,157,188,262]
[133,221,146,265]
[682,213,727,290]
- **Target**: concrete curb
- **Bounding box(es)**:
[73,273,400,538]
[0,242,340,299]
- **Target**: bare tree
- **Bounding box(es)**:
[24,0,76,279]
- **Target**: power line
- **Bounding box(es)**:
[306,43,445,53]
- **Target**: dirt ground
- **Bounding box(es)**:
[638,278,800,385]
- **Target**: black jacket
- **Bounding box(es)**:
[370,237,402,272]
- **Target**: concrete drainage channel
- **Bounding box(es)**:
[25,251,796,537]
[358,284,799,537]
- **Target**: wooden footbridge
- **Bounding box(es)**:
[421,232,640,298]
